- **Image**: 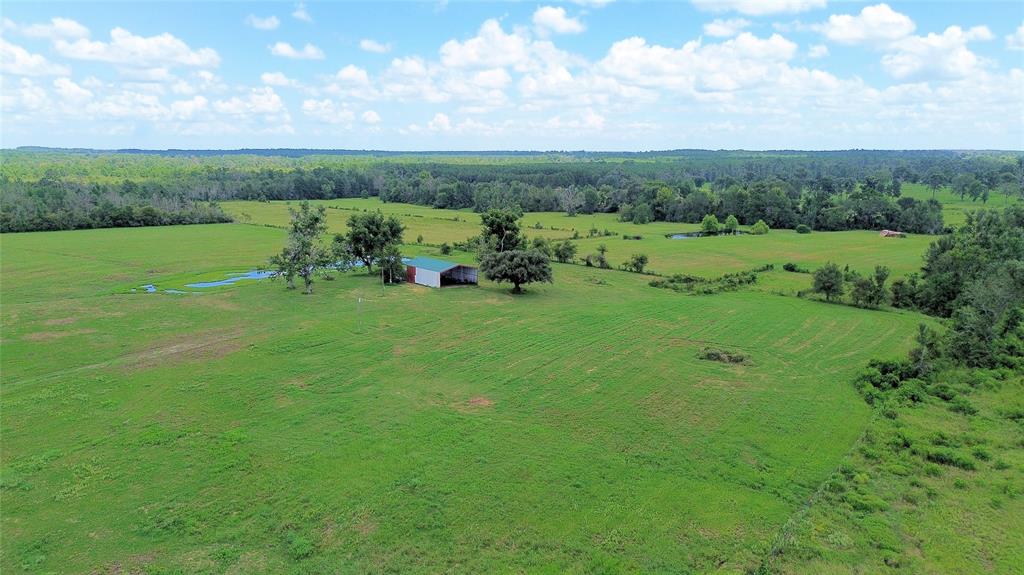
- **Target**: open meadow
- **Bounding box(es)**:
[2,218,942,573]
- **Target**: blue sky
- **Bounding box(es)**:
[2,1,1022,150]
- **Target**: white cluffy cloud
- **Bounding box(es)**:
[245,15,280,31]
[260,71,298,87]
[819,3,916,45]
[360,39,392,53]
[292,2,312,22]
[55,26,220,68]
[882,25,994,80]
[703,18,751,38]
[692,0,826,16]
[20,17,90,40]
[1007,23,1024,50]
[361,110,381,124]
[0,37,71,76]
[269,42,324,59]
[533,6,585,36]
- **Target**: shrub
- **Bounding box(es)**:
[698,347,749,364]
[783,262,809,273]
[796,224,812,234]
[751,219,770,235]
[439,243,452,255]
[723,214,739,233]
[622,253,649,273]
[701,214,720,234]
[416,234,423,244]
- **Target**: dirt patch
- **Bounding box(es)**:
[286,376,310,390]
[451,395,496,413]
[24,328,96,342]
[353,519,378,536]
[43,317,78,326]
[119,328,248,371]
[182,295,241,312]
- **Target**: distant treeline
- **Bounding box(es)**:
[0,179,231,233]
[2,150,1020,233]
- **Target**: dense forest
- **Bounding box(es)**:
[2,149,1020,233]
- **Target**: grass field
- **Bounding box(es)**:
[1,221,938,573]
[222,199,934,290]
[901,182,1019,227]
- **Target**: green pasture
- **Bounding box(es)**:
[222,199,933,287]
[1,222,932,573]
[901,182,1018,227]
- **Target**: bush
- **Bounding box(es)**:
[751,219,770,235]
[723,214,739,233]
[796,224,812,234]
[701,214,720,234]
[698,347,749,364]
[783,262,810,273]
[439,243,452,255]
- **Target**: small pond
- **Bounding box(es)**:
[667,231,750,239]
[186,270,276,288]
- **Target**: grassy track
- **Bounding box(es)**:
[1,222,931,573]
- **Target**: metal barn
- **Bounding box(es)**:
[404,256,478,288]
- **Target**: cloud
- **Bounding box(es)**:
[336,64,371,85]
[361,110,381,124]
[440,19,529,68]
[1008,23,1024,50]
[20,17,90,40]
[819,4,915,45]
[292,2,312,22]
[53,77,93,104]
[881,26,993,80]
[214,86,287,115]
[359,39,392,53]
[0,38,71,76]
[301,99,355,124]
[261,71,297,86]
[55,27,220,68]
[269,41,324,59]
[703,18,751,38]
[808,43,829,58]
[692,0,826,16]
[599,32,799,93]
[168,95,208,120]
[245,15,280,30]
[533,6,585,36]
[427,112,452,131]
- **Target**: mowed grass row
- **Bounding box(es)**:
[0,223,931,573]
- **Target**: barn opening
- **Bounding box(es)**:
[404,256,478,288]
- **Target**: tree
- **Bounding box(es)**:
[531,237,553,257]
[553,240,577,263]
[751,219,770,235]
[701,214,720,234]
[479,209,526,252]
[345,211,404,272]
[723,214,739,234]
[558,187,583,216]
[479,249,553,293]
[624,253,649,273]
[850,273,875,307]
[890,273,920,309]
[924,169,946,199]
[813,262,845,302]
[270,201,330,294]
[871,265,890,306]
[378,244,406,284]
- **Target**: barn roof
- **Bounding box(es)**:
[404,256,469,273]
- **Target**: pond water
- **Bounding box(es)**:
[135,257,419,294]
[185,270,276,288]
[667,231,750,239]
